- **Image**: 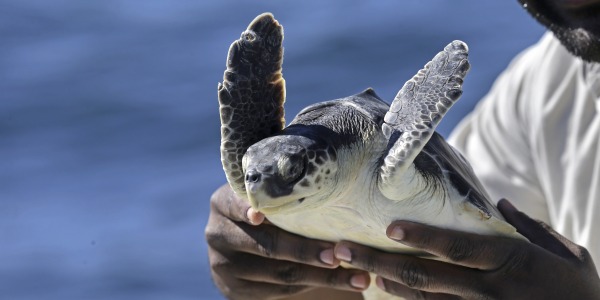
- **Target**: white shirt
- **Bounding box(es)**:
[450,32,600,266]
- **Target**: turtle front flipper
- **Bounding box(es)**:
[218,13,286,197]
[378,41,470,199]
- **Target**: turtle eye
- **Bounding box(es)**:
[288,164,302,179]
[279,155,305,184]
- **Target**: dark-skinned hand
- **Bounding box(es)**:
[205,184,370,300]
[334,199,600,299]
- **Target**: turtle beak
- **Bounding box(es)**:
[245,167,298,213]
[245,168,274,210]
[245,170,263,199]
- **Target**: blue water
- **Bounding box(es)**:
[0,1,544,299]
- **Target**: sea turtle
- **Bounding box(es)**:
[217,12,522,295]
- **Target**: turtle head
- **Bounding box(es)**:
[242,134,338,215]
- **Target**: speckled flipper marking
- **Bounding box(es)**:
[218,13,286,196]
[379,41,470,198]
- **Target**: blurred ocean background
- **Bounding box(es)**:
[0,1,544,299]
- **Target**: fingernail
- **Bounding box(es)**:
[319,248,335,265]
[246,208,264,225]
[388,226,405,241]
[350,274,369,289]
[334,245,352,262]
[375,276,386,290]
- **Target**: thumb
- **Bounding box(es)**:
[498,199,576,259]
[211,184,265,225]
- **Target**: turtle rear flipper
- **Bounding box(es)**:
[218,13,286,196]
[378,41,470,200]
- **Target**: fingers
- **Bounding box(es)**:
[206,206,342,269]
[334,242,486,298]
[210,247,369,299]
[385,220,522,270]
[210,249,313,300]
[207,184,368,299]
[497,199,577,259]
[236,222,343,268]
[376,276,461,300]
[210,184,264,225]
[230,252,370,291]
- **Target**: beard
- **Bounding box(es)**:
[519,0,600,62]
[552,28,600,62]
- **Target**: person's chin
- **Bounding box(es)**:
[519,0,600,62]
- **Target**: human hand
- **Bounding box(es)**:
[205,184,369,300]
[334,199,600,299]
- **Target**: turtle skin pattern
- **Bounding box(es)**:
[218,13,286,196]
